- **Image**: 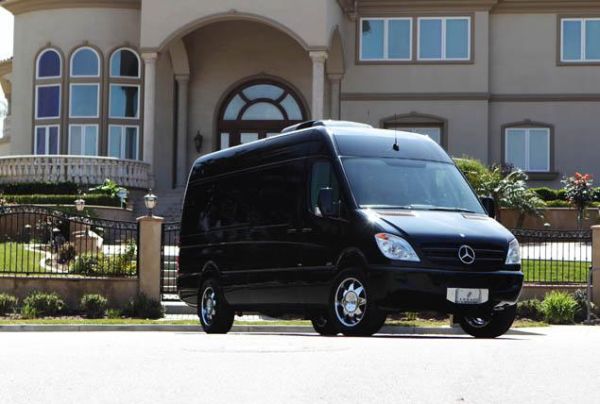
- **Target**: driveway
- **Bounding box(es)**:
[0,326,598,403]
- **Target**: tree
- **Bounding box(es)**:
[562,172,594,229]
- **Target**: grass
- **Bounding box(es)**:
[522,259,589,283]
[0,242,44,274]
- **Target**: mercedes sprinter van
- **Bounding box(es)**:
[177,120,523,338]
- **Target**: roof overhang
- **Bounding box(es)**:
[1,0,140,15]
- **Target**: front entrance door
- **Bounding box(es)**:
[217,79,307,149]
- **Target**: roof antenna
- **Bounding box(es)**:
[392,113,400,151]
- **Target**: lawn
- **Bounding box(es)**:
[521,259,589,284]
[0,242,44,274]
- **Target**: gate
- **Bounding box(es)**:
[160,222,180,300]
[0,205,139,277]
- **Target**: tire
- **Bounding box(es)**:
[458,305,517,338]
[328,268,387,337]
[198,278,234,334]
[310,312,338,336]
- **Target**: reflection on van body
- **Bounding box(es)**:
[178,120,523,338]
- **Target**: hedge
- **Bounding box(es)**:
[0,182,107,196]
[531,187,600,202]
[2,194,121,207]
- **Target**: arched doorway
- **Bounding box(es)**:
[217,79,307,149]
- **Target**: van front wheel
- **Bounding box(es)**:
[198,278,234,334]
[328,269,386,336]
[457,305,517,338]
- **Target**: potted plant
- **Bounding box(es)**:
[562,172,594,229]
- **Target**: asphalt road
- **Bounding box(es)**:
[1,326,599,404]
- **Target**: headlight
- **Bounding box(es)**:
[505,238,521,265]
[374,233,420,262]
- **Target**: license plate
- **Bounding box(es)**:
[446,288,489,304]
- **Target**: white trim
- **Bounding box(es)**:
[35,84,61,120]
[108,84,140,119]
[109,47,141,78]
[560,18,600,63]
[36,49,62,80]
[70,46,101,78]
[34,125,60,155]
[359,17,412,61]
[417,16,471,61]
[69,83,100,118]
[68,124,99,156]
[505,127,550,172]
[108,124,140,160]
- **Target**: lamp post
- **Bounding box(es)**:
[144,190,158,217]
[74,197,85,213]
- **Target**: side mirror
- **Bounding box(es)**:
[317,187,336,217]
[481,196,496,218]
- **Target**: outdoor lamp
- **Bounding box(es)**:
[194,130,204,152]
[74,198,85,212]
[144,190,158,216]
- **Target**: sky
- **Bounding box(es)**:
[0,8,14,60]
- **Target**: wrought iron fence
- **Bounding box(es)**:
[161,222,180,300]
[512,228,592,284]
[0,205,139,278]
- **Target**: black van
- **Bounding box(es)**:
[177,120,523,338]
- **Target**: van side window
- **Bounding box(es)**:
[256,161,304,225]
[310,160,340,215]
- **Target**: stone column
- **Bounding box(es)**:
[592,225,600,307]
[328,74,342,120]
[309,51,328,120]
[138,215,164,301]
[142,52,158,170]
[175,74,190,188]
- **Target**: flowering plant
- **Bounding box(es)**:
[562,172,594,227]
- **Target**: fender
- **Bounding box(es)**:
[335,247,368,272]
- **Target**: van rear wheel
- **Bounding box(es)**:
[310,312,338,336]
[198,278,234,334]
[457,305,517,338]
[328,268,386,336]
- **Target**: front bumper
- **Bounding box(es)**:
[367,265,523,314]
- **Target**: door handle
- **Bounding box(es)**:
[300,228,313,233]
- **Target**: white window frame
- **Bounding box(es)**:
[109,84,140,119]
[35,84,61,120]
[68,124,99,156]
[34,125,60,155]
[70,47,101,78]
[69,83,100,118]
[504,127,551,172]
[108,125,139,160]
[109,48,142,79]
[359,18,413,61]
[560,18,600,62]
[417,16,471,61]
[36,49,62,80]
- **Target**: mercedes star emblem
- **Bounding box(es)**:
[458,245,476,265]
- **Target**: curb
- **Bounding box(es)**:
[0,324,543,335]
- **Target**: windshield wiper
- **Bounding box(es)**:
[363,205,415,210]
[426,207,478,213]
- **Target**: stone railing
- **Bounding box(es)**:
[0,155,151,189]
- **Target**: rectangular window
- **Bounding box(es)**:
[505,127,550,172]
[561,18,600,62]
[36,85,61,119]
[70,84,99,118]
[240,132,259,144]
[396,127,442,145]
[34,125,60,155]
[360,18,412,61]
[109,84,139,119]
[108,125,139,160]
[69,124,98,156]
[418,17,470,60]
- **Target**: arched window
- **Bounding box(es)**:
[108,48,141,160]
[34,48,62,155]
[218,79,307,149]
[71,47,100,77]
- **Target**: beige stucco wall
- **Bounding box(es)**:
[153,53,175,190]
[10,7,140,155]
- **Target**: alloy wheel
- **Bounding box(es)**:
[201,286,217,326]
[334,277,367,327]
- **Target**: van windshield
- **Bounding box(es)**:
[342,157,485,214]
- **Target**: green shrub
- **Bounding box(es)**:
[0,182,80,195]
[0,293,18,315]
[3,194,120,207]
[545,200,571,208]
[69,242,137,277]
[123,294,164,319]
[58,242,77,264]
[21,291,65,318]
[454,157,490,193]
[107,308,122,319]
[531,187,561,201]
[80,294,108,319]
[541,291,578,324]
[517,299,544,321]
[572,289,597,323]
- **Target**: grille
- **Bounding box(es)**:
[420,244,507,270]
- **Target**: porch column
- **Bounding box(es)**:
[309,51,328,120]
[142,52,158,170]
[328,74,342,120]
[175,74,189,188]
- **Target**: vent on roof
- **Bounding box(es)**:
[281,120,372,133]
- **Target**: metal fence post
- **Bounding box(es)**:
[137,215,164,301]
[591,225,600,308]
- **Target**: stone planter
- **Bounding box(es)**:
[500,207,600,230]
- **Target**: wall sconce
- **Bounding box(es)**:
[194,130,203,153]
